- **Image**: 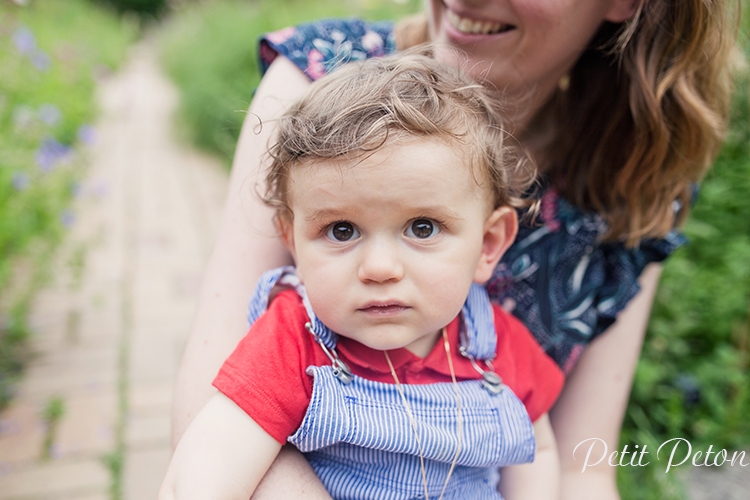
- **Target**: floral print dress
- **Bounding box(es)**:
[259,19,684,374]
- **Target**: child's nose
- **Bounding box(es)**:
[357,237,404,284]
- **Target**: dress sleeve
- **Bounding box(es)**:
[213,290,316,443]
[488,188,686,374]
[259,19,396,81]
[594,228,685,338]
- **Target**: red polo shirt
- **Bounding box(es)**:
[214,289,564,444]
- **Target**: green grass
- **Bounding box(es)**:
[41,396,65,459]
[617,49,750,500]
[0,0,137,409]
[159,0,421,165]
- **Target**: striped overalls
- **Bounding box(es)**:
[248,267,536,500]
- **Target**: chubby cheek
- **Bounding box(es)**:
[301,271,351,331]
[294,248,351,299]
[414,258,475,312]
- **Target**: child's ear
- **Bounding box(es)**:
[278,216,297,261]
[473,207,517,284]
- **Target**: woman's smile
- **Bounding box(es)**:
[444,8,513,36]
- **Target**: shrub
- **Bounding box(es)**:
[159,0,421,165]
[617,26,750,500]
[0,0,136,408]
[90,0,168,18]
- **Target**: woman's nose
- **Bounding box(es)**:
[357,237,404,284]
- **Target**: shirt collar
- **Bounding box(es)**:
[336,316,480,380]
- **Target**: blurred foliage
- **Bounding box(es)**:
[41,395,65,459]
[618,14,750,500]
[159,0,421,165]
[0,0,136,408]
[161,0,749,498]
[90,0,168,19]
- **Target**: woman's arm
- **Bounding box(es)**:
[160,393,282,500]
[171,56,310,446]
[498,413,560,499]
[550,263,662,500]
[171,54,333,499]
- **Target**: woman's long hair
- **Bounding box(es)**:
[396,1,741,246]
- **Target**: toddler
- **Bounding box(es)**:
[161,50,564,500]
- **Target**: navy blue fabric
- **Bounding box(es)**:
[259,19,685,373]
[259,19,396,79]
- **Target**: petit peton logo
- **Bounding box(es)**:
[574,438,750,473]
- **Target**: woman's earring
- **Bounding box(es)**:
[558,74,570,92]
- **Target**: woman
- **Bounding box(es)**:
[171,0,738,498]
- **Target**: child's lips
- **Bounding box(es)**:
[358,302,410,316]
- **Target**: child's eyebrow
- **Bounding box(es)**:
[408,206,464,222]
[304,206,464,224]
[304,208,350,224]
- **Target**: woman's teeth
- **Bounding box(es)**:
[446,10,508,35]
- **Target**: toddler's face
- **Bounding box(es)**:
[282,138,514,357]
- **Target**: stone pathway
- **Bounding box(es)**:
[0,41,227,499]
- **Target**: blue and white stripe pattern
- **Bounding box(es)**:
[460,283,498,361]
[248,266,338,349]
[248,267,536,499]
[291,369,535,499]
[246,266,289,327]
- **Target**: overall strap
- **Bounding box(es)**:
[247,266,287,326]
[250,269,497,359]
[460,283,497,361]
[460,283,504,394]
[247,266,338,351]
[248,268,499,389]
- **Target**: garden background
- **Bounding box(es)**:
[0,0,748,499]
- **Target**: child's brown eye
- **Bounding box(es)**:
[407,219,439,239]
[327,222,359,242]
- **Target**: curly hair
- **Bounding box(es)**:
[264,49,534,224]
[396,1,741,246]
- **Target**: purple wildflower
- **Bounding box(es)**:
[38,104,62,126]
[12,27,35,55]
[35,137,70,172]
[60,209,76,228]
[77,124,96,145]
[31,50,51,71]
[12,172,30,191]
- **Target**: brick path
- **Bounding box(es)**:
[0,41,227,499]
[0,37,747,500]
